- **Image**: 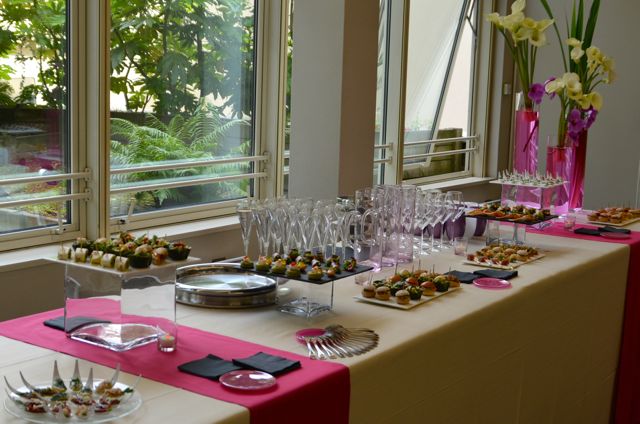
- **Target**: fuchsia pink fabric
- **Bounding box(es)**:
[0,298,350,424]
[528,223,640,424]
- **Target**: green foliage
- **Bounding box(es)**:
[110,101,249,209]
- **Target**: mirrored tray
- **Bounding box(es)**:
[176,263,278,308]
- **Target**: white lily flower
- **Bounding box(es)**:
[486,13,502,26]
[545,78,564,93]
[529,29,547,47]
[586,46,602,64]
[536,19,554,31]
[571,46,585,62]
[511,0,526,14]
[502,11,524,31]
[567,38,582,48]
[513,27,533,42]
[522,17,537,30]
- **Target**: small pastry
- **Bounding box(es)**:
[92,237,109,253]
[307,266,323,280]
[114,256,130,272]
[445,275,461,288]
[240,256,254,269]
[433,276,450,293]
[135,244,153,255]
[375,286,390,301]
[395,289,410,305]
[285,264,301,278]
[288,248,300,261]
[72,237,92,251]
[58,246,72,260]
[295,261,308,272]
[421,281,436,296]
[152,247,169,265]
[406,285,423,300]
[362,283,376,298]
[101,253,116,268]
[74,248,88,263]
[119,241,137,257]
[343,257,357,272]
[390,281,407,296]
[255,257,271,272]
[271,259,287,274]
[90,250,104,265]
[129,252,152,268]
[326,268,336,278]
[168,242,191,260]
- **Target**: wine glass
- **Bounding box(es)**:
[252,202,271,257]
[236,199,254,258]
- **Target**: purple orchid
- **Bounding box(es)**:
[567,108,586,141]
[584,107,598,130]
[528,83,545,105]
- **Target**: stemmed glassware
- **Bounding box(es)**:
[252,202,272,257]
[236,199,254,258]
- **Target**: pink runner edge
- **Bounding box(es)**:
[0,298,350,424]
[528,222,640,424]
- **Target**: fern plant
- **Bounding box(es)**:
[110,101,249,211]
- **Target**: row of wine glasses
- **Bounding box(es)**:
[236,197,361,261]
[414,190,466,256]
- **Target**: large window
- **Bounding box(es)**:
[377,0,482,185]
[0,0,84,246]
[109,0,260,225]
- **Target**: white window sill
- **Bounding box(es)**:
[0,215,240,273]
[418,176,494,191]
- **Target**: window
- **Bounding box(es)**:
[376,0,484,185]
[109,0,262,228]
[0,0,84,244]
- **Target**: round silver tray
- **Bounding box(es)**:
[176,263,277,308]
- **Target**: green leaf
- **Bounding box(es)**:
[583,0,601,47]
[575,0,584,41]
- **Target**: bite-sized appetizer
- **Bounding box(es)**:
[285,264,301,278]
[314,252,325,264]
[406,285,423,300]
[288,248,300,261]
[76,404,90,417]
[445,274,461,288]
[74,247,89,263]
[390,281,407,296]
[255,256,271,272]
[399,269,412,279]
[270,259,287,274]
[101,253,116,268]
[58,245,73,260]
[325,255,340,267]
[168,241,191,261]
[114,256,130,272]
[240,256,254,269]
[375,286,391,301]
[405,276,419,287]
[129,251,152,269]
[118,241,137,257]
[72,237,92,252]
[362,283,376,298]
[372,279,386,288]
[118,231,135,243]
[295,261,308,272]
[433,276,450,293]
[302,251,314,264]
[421,281,436,296]
[92,237,110,253]
[326,268,336,279]
[152,247,168,265]
[307,266,324,281]
[343,257,357,272]
[150,235,170,248]
[396,289,410,305]
[90,250,104,265]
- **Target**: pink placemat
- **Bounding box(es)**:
[528,223,640,424]
[0,299,350,424]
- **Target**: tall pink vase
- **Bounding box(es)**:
[513,108,539,174]
[546,142,574,215]
[569,131,588,210]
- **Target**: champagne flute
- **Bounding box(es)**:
[236,199,254,258]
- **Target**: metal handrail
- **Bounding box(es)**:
[0,192,90,208]
[110,155,268,175]
[0,170,91,186]
[110,172,267,195]
[404,135,477,148]
[403,146,477,161]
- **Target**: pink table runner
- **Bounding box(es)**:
[0,298,350,424]
[528,223,640,424]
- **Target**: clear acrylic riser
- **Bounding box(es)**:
[50,257,198,352]
[495,182,567,213]
[484,220,553,245]
[276,277,336,319]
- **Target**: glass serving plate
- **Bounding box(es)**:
[4,381,142,424]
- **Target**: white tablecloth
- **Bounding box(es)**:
[0,231,630,423]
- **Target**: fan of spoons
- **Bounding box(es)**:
[302,324,379,360]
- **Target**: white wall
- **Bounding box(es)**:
[527,1,640,209]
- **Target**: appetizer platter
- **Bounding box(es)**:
[3,361,141,423]
[354,269,462,310]
[466,203,557,225]
[49,232,193,274]
[587,207,640,227]
[238,250,372,285]
[464,243,544,270]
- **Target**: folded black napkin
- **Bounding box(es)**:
[178,354,242,380]
[445,270,478,284]
[473,269,518,280]
[44,316,111,333]
[232,352,301,376]
[574,227,601,236]
[600,225,631,234]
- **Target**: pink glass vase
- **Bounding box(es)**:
[569,130,588,210]
[513,108,539,174]
[546,140,574,215]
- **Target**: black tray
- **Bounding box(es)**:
[245,264,373,285]
[465,212,558,226]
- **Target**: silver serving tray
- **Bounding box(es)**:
[176,263,277,308]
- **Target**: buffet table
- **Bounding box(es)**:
[0,230,632,423]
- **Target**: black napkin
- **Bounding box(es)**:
[600,225,632,234]
[233,352,301,376]
[178,354,242,380]
[473,269,518,280]
[445,270,478,284]
[574,227,601,236]
[44,316,111,333]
